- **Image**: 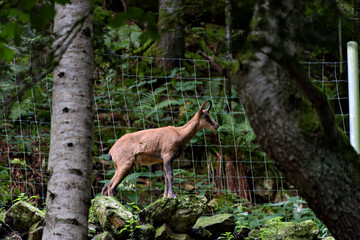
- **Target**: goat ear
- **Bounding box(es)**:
[205,100,212,112]
[199,100,211,113]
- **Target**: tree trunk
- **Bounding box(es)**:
[42,1,94,239]
[355,0,360,43]
[224,0,232,60]
[234,0,360,239]
[158,0,185,69]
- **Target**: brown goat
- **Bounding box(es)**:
[101,100,219,198]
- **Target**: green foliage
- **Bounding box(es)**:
[0,0,67,60]
[0,169,12,206]
[88,203,96,223]
[0,3,352,236]
[104,6,158,53]
[13,192,38,204]
[234,197,329,238]
[119,202,142,238]
[104,24,143,51]
[218,231,235,240]
[245,217,283,240]
[0,207,5,222]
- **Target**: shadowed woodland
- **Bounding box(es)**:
[0,0,360,239]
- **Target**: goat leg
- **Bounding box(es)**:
[105,161,134,197]
[163,169,168,198]
[164,158,176,198]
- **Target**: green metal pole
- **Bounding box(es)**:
[347,41,360,153]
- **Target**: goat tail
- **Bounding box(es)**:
[101,153,113,196]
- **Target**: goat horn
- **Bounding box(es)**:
[206,100,212,112]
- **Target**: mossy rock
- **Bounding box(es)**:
[169,233,192,240]
[189,226,212,239]
[193,213,235,237]
[91,231,114,240]
[248,220,320,240]
[155,223,173,240]
[139,195,207,233]
[5,201,44,233]
[136,223,155,240]
[91,196,135,238]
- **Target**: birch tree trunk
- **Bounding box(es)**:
[234,0,360,239]
[42,0,94,239]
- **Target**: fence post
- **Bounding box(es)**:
[347,41,360,153]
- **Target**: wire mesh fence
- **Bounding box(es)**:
[0,54,349,211]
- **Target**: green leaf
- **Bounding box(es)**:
[0,44,15,61]
[0,22,17,41]
[126,7,144,20]
[10,158,25,166]
[142,12,156,26]
[109,12,127,28]
[0,22,22,45]
[95,154,109,160]
[109,7,144,28]
[30,4,56,30]
[139,29,159,43]
[17,11,30,22]
[19,0,36,11]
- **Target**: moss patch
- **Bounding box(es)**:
[248,220,320,240]
[193,213,235,234]
[5,201,44,233]
[92,196,135,237]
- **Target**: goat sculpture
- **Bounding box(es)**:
[102,100,219,198]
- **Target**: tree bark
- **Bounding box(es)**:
[158,0,185,69]
[42,0,94,239]
[224,0,232,60]
[355,0,360,43]
[233,0,360,239]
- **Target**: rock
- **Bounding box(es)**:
[155,223,173,240]
[88,222,101,239]
[189,226,212,239]
[92,196,135,239]
[139,195,207,233]
[92,231,115,240]
[0,220,22,239]
[248,219,320,240]
[193,213,235,236]
[5,201,44,233]
[136,223,155,240]
[169,233,192,240]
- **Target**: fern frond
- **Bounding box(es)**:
[203,78,223,98]
[146,99,181,118]
[9,98,32,120]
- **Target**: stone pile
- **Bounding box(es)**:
[0,196,336,240]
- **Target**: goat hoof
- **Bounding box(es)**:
[168,193,177,198]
